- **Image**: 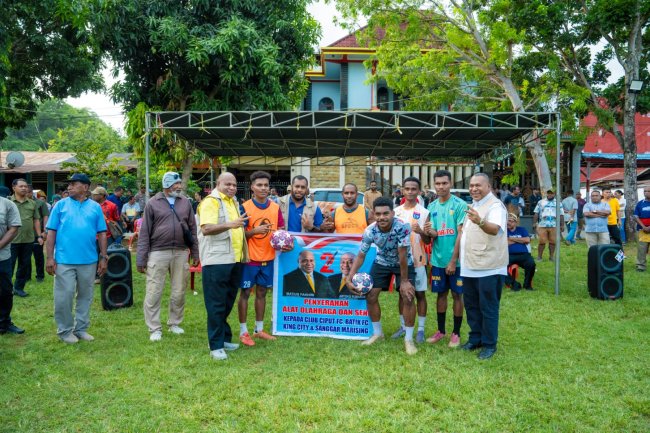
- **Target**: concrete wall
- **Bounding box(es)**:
[311,82,341,110]
[347,63,372,109]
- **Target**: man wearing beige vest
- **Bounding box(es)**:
[459,173,508,360]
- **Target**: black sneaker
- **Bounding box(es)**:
[0,323,25,334]
[13,289,28,297]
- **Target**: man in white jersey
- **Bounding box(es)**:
[391,177,430,343]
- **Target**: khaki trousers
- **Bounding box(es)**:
[143,249,189,333]
[638,241,649,271]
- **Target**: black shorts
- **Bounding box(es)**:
[370,263,416,291]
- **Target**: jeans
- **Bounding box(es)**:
[202,263,242,350]
[0,258,14,329]
[607,225,622,246]
[463,274,504,349]
[619,218,626,243]
[565,221,577,244]
[10,243,33,291]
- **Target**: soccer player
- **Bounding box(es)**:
[237,171,286,346]
[346,197,417,355]
[424,169,468,348]
[391,177,430,343]
[333,183,373,234]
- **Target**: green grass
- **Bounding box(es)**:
[1,240,649,433]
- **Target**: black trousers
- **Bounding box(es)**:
[607,225,622,246]
[11,243,33,291]
[202,263,243,350]
[463,274,504,349]
[33,237,45,280]
[508,253,536,289]
[0,258,15,329]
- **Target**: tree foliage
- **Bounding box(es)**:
[93,0,320,188]
[0,1,104,140]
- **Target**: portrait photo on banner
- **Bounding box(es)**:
[272,232,377,340]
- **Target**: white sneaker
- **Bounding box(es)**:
[149,330,162,342]
[169,325,185,335]
[210,349,228,360]
[74,332,95,341]
[405,340,418,355]
[361,334,384,346]
[60,333,79,345]
[223,342,239,351]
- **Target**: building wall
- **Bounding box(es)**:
[347,63,372,109]
[311,82,341,110]
[310,158,341,188]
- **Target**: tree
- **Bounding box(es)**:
[2,100,118,151]
[507,0,650,239]
[1,1,103,140]
[93,0,320,188]
[332,0,589,192]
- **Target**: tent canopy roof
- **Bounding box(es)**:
[151,111,557,161]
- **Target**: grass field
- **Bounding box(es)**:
[1,240,649,433]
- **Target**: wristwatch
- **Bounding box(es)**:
[478,218,486,227]
[100,254,109,261]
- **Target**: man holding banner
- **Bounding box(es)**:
[347,197,418,355]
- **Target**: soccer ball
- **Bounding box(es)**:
[351,272,374,295]
[270,230,294,250]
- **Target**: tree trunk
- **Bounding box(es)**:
[526,133,553,192]
[623,91,639,243]
[181,144,194,192]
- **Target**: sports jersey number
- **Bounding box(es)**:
[320,253,335,274]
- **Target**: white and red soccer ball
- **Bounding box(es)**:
[270,230,294,250]
[351,272,373,295]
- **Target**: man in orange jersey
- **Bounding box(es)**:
[237,171,286,347]
[392,177,431,343]
[333,183,373,234]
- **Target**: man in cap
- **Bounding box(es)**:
[0,186,24,335]
[137,172,199,342]
[9,178,43,297]
[92,186,121,247]
[46,174,108,344]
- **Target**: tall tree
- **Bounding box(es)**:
[94,0,320,188]
[332,0,587,192]
[1,1,104,140]
[507,0,650,239]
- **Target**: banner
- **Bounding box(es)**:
[272,232,376,340]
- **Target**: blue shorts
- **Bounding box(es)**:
[431,266,463,294]
[240,262,273,290]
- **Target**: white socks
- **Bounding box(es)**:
[239,323,248,336]
[418,316,426,332]
[372,321,383,336]
[255,321,264,333]
[405,326,415,342]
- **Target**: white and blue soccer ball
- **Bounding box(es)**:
[351,272,373,295]
[270,230,294,250]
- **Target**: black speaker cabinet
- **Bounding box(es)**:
[587,244,624,300]
[101,243,134,310]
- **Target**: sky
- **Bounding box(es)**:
[65,1,623,134]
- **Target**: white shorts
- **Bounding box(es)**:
[414,266,428,292]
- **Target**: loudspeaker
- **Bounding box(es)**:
[587,244,624,300]
[101,243,133,310]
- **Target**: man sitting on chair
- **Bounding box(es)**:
[506,213,536,291]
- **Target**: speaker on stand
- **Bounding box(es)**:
[587,244,624,300]
[101,242,134,310]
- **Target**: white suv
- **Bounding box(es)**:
[310,188,365,216]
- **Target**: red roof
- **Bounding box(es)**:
[328,26,387,48]
[582,112,650,154]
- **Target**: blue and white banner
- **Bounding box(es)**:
[272,232,376,339]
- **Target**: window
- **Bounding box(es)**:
[377,87,389,111]
[318,97,334,111]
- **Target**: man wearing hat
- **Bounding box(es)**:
[0,186,24,335]
[506,213,536,290]
[92,186,121,247]
[46,174,108,344]
[137,172,199,342]
[532,189,564,261]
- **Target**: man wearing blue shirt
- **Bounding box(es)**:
[107,186,125,214]
[278,175,331,233]
[634,187,650,272]
[346,197,418,355]
[506,213,536,291]
[46,174,108,344]
[582,191,611,248]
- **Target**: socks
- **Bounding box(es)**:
[372,321,383,336]
[255,321,264,333]
[418,316,426,332]
[404,326,415,342]
[437,312,446,334]
[453,315,463,336]
[239,323,248,336]
[399,315,405,328]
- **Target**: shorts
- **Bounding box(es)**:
[240,262,273,289]
[431,266,463,294]
[536,227,557,244]
[370,262,415,291]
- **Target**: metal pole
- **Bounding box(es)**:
[555,113,562,296]
[145,112,151,203]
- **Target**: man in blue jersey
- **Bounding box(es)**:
[424,170,468,348]
[634,187,650,272]
[506,213,536,290]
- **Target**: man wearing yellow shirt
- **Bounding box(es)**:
[198,172,249,361]
[602,188,623,246]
